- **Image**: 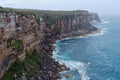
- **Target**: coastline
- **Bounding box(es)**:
[1,27,100,80]
[0,9,102,79]
[51,28,101,79]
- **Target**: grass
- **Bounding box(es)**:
[11,40,23,49]
[2,51,44,80]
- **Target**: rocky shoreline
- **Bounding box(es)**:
[34,27,99,80]
[2,27,99,80]
[1,25,99,80]
[1,24,99,80]
[35,42,70,80]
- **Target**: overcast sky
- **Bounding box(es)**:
[0,0,120,15]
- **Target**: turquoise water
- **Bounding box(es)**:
[53,16,120,80]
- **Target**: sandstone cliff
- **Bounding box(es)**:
[0,8,99,80]
[88,13,101,23]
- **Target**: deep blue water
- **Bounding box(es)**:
[53,16,120,80]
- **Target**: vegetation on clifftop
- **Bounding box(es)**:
[0,6,88,18]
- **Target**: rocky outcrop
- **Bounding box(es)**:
[0,9,99,79]
[66,74,73,79]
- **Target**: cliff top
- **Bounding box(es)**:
[0,7,89,17]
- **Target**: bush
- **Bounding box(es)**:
[2,51,44,80]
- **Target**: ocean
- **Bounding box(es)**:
[53,15,120,80]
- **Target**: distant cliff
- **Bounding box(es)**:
[0,8,99,80]
[88,13,101,23]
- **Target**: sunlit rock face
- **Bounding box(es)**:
[0,28,4,41]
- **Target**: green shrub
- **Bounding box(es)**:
[2,51,43,80]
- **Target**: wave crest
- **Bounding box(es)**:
[53,49,90,80]
[61,60,90,80]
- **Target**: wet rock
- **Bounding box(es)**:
[66,74,73,79]
[37,76,41,80]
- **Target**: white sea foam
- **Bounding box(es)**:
[53,47,90,80]
[88,28,108,37]
[57,28,108,42]
[101,21,109,24]
[100,19,109,24]
[52,48,59,59]
[60,60,90,80]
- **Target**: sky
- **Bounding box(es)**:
[0,0,120,16]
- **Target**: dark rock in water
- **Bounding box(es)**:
[66,74,73,79]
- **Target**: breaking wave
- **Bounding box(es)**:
[53,44,90,80]
[101,19,109,24]
[61,60,90,80]
[56,28,108,42]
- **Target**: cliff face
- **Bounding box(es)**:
[88,13,101,22]
[42,11,98,39]
[0,10,98,79]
